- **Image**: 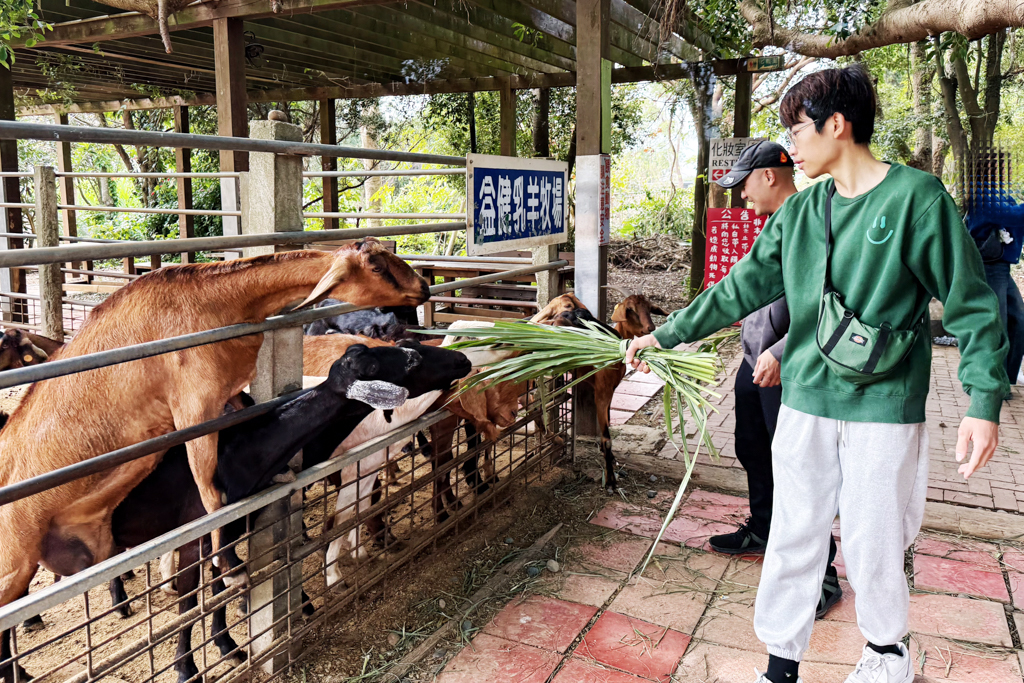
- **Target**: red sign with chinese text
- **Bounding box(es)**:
[704,208,767,286]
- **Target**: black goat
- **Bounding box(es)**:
[303,301,422,338]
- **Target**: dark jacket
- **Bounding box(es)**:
[740,297,789,371]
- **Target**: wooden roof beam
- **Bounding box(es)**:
[20,0,398,48]
[17,63,698,115]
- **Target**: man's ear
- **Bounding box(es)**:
[764,168,776,187]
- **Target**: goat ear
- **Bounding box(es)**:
[650,305,670,316]
[457,385,490,424]
[610,303,628,323]
[296,253,352,309]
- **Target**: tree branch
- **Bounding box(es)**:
[752,57,815,114]
[740,0,1024,57]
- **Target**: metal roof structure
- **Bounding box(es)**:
[10,0,716,114]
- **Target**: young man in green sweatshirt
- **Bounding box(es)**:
[626,65,1009,683]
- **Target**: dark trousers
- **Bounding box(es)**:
[983,261,1024,383]
[735,359,837,567]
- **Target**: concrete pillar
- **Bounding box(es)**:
[242,118,305,674]
[575,0,610,321]
[575,0,612,437]
[533,244,559,307]
[34,167,64,340]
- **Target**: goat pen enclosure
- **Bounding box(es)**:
[3,383,572,683]
[0,120,575,683]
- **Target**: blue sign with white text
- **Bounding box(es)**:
[472,167,566,245]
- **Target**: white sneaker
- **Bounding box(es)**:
[1017,368,1024,386]
[845,643,914,683]
[753,669,802,683]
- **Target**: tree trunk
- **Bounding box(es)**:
[909,40,935,173]
[532,88,550,158]
[740,0,1024,57]
[360,117,381,228]
[688,63,717,299]
[934,35,969,172]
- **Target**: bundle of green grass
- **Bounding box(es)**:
[436,319,733,575]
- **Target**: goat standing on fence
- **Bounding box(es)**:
[537,290,667,492]
[0,239,430,683]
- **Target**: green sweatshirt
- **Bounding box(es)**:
[654,163,1010,424]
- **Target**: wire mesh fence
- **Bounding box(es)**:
[1,381,571,683]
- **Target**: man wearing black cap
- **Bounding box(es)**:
[710,141,842,619]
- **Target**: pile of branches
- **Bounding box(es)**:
[609,234,691,272]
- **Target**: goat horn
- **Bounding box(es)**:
[601,285,634,299]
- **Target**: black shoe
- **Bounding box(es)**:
[816,569,843,619]
[708,518,768,555]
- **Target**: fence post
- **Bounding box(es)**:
[34,167,64,340]
[532,245,559,307]
[242,116,305,675]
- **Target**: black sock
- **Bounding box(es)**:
[766,655,800,682]
[868,642,902,656]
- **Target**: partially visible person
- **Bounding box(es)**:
[964,159,1024,389]
[709,141,842,620]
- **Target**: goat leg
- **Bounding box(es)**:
[108,576,133,619]
[0,628,32,683]
[209,561,245,668]
[366,478,405,551]
[171,540,202,683]
[20,574,53,632]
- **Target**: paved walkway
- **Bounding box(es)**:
[436,488,1024,682]
[433,344,1024,682]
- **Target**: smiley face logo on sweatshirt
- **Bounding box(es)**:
[867,216,893,245]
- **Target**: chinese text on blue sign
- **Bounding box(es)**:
[466,154,569,255]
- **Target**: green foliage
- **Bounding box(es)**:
[618,187,693,240]
[0,0,50,69]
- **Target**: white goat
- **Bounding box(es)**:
[324,390,442,587]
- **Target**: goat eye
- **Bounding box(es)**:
[372,266,383,273]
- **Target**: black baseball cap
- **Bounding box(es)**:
[715,140,795,188]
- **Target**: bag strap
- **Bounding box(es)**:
[823,181,837,294]
[862,322,892,374]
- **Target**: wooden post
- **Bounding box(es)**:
[0,65,25,323]
[243,117,305,675]
[34,167,64,340]
[174,106,196,264]
[214,18,248,253]
[320,98,338,231]
[55,113,88,280]
[499,78,516,157]
[468,92,478,154]
[575,0,611,437]
[731,68,752,209]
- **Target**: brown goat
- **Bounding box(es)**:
[545,288,667,492]
[0,329,63,371]
[0,239,429,632]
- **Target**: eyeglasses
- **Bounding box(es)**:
[783,121,815,148]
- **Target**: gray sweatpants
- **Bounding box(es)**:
[753,405,930,661]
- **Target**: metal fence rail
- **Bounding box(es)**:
[0,386,571,683]
[0,121,467,166]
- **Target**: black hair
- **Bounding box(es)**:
[780,64,877,144]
